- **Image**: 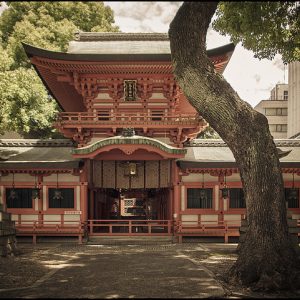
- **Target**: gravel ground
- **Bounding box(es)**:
[0,241,299,298]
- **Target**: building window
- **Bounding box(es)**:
[97,110,110,121]
[229,188,246,208]
[187,188,213,209]
[6,188,33,208]
[285,188,299,208]
[124,80,137,101]
[151,110,164,121]
[48,188,74,208]
[265,108,287,116]
[269,124,287,132]
[283,91,288,100]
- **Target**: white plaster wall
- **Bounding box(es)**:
[149,92,167,99]
[43,173,79,183]
[34,198,39,211]
[223,198,228,211]
[64,214,81,224]
[181,214,198,225]
[1,173,33,182]
[182,173,217,183]
[43,186,47,211]
[214,185,219,211]
[43,214,61,224]
[224,214,242,222]
[76,186,80,210]
[292,214,300,220]
[154,137,172,144]
[283,173,300,182]
[0,186,3,205]
[226,173,241,182]
[21,214,38,224]
[95,92,113,100]
[200,214,218,224]
[11,214,18,221]
[181,185,185,211]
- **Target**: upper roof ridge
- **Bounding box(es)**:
[74,32,169,42]
[188,138,300,147]
[0,139,74,147]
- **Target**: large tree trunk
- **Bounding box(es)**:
[169,1,300,291]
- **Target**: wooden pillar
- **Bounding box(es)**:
[218,174,225,224]
[168,187,173,220]
[38,175,43,225]
[80,183,88,223]
[172,161,181,222]
[89,189,95,220]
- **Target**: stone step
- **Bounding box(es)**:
[87,235,174,245]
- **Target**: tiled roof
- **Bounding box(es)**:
[74,32,169,41]
[0,139,74,147]
[67,32,235,56]
[0,139,79,170]
[187,139,300,147]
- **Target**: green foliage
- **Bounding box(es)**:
[213,2,300,63]
[197,125,220,139]
[0,68,58,137]
[0,1,119,138]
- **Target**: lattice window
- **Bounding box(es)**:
[6,188,33,208]
[48,188,74,208]
[228,188,246,208]
[187,188,213,209]
[151,110,164,121]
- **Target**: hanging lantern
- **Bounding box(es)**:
[32,188,40,199]
[221,171,229,199]
[288,188,298,200]
[53,172,63,200]
[288,172,298,200]
[221,187,229,199]
[199,172,207,200]
[53,189,63,200]
[8,188,18,200]
[32,174,40,199]
[9,172,18,200]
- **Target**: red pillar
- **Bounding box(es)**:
[80,183,88,223]
[172,160,181,222]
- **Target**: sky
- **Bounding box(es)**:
[0,1,288,108]
[103,1,288,108]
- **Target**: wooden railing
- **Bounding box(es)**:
[56,112,200,126]
[15,219,86,244]
[175,220,241,243]
[86,219,173,236]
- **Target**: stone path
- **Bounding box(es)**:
[0,243,224,298]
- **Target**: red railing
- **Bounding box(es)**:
[174,220,241,243]
[87,219,173,236]
[14,218,86,244]
[56,112,200,126]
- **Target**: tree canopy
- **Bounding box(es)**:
[213,2,300,63]
[0,1,119,138]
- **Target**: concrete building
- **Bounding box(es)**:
[255,61,300,139]
[288,61,300,138]
[254,83,288,139]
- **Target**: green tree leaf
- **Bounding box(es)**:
[0,1,119,138]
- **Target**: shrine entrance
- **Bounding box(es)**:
[88,188,172,236]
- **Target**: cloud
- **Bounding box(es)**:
[102,2,286,108]
[254,74,261,84]
[105,1,182,32]
[272,56,285,71]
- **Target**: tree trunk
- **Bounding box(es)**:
[169,1,300,291]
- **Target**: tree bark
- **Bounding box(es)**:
[169,1,300,291]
